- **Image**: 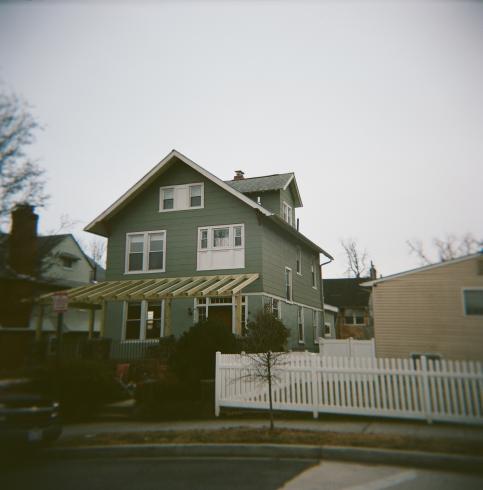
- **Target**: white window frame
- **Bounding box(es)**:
[122,300,165,341]
[282,201,293,226]
[462,288,483,316]
[266,297,281,319]
[285,267,293,302]
[344,308,365,325]
[324,322,332,338]
[296,247,302,275]
[159,182,204,212]
[297,305,304,344]
[197,224,245,251]
[125,230,167,274]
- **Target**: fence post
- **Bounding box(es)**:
[311,353,319,418]
[371,338,376,357]
[421,355,432,424]
[215,351,221,417]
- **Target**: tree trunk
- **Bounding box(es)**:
[267,352,274,430]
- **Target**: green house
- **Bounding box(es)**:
[76,150,332,351]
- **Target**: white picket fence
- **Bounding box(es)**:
[215,352,483,425]
[318,337,375,358]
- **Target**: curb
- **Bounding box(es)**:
[46,444,483,473]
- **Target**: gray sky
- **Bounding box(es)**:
[1,0,482,277]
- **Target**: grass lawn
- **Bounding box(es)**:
[57,428,483,456]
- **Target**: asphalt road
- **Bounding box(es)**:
[1,456,483,490]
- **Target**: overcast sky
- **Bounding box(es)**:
[0,0,482,278]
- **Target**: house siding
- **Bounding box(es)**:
[372,256,483,361]
[105,159,263,293]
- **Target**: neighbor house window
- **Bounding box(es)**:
[126,230,166,273]
[282,202,293,226]
[61,256,75,269]
[344,309,365,325]
[324,323,332,337]
[297,306,304,343]
[296,247,302,275]
[124,301,164,341]
[197,224,245,271]
[463,289,483,316]
[159,183,204,211]
[285,267,293,301]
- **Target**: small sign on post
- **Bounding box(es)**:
[52,292,69,313]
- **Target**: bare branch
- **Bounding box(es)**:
[341,238,369,278]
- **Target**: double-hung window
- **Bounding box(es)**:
[126,230,166,273]
[296,247,302,275]
[344,309,365,325]
[197,224,245,270]
[311,260,317,289]
[285,267,293,301]
[297,306,304,343]
[312,310,319,343]
[282,202,293,226]
[160,183,204,211]
[124,301,164,340]
[265,297,281,319]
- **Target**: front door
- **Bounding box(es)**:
[208,305,232,330]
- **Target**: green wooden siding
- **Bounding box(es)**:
[105,158,262,293]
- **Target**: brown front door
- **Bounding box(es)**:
[208,306,232,330]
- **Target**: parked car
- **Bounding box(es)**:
[0,377,62,446]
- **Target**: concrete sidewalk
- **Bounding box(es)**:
[60,416,483,444]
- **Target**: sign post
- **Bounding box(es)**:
[52,292,69,369]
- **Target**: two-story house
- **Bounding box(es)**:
[51,150,332,351]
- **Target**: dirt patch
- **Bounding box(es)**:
[57,428,483,456]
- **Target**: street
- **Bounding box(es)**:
[1,456,482,490]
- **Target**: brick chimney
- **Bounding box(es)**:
[9,203,39,277]
[234,170,245,180]
[369,261,377,280]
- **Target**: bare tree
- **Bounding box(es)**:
[407,233,482,265]
[341,238,369,278]
[87,237,106,268]
[241,309,290,430]
[0,91,48,225]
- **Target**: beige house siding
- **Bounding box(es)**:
[373,256,483,361]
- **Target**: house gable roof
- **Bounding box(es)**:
[360,252,483,287]
[225,173,303,207]
[84,150,272,237]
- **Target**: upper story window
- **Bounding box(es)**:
[61,256,75,269]
[311,260,317,289]
[344,308,365,325]
[197,224,245,271]
[296,247,302,275]
[285,267,293,301]
[126,230,166,273]
[159,183,204,212]
[463,289,483,316]
[282,201,293,226]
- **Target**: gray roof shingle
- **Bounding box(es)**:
[225,173,293,194]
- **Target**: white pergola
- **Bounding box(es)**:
[38,273,259,339]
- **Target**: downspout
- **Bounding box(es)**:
[319,257,333,341]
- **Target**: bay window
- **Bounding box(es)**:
[197,224,245,270]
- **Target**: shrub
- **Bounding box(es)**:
[243,309,290,353]
[170,319,241,387]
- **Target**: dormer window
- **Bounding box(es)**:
[159,183,204,212]
[282,202,293,226]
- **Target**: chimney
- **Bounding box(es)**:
[369,261,377,280]
[234,170,245,180]
[9,203,39,277]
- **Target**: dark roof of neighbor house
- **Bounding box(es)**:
[0,232,105,283]
[323,278,371,309]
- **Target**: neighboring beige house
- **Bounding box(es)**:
[361,252,483,361]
